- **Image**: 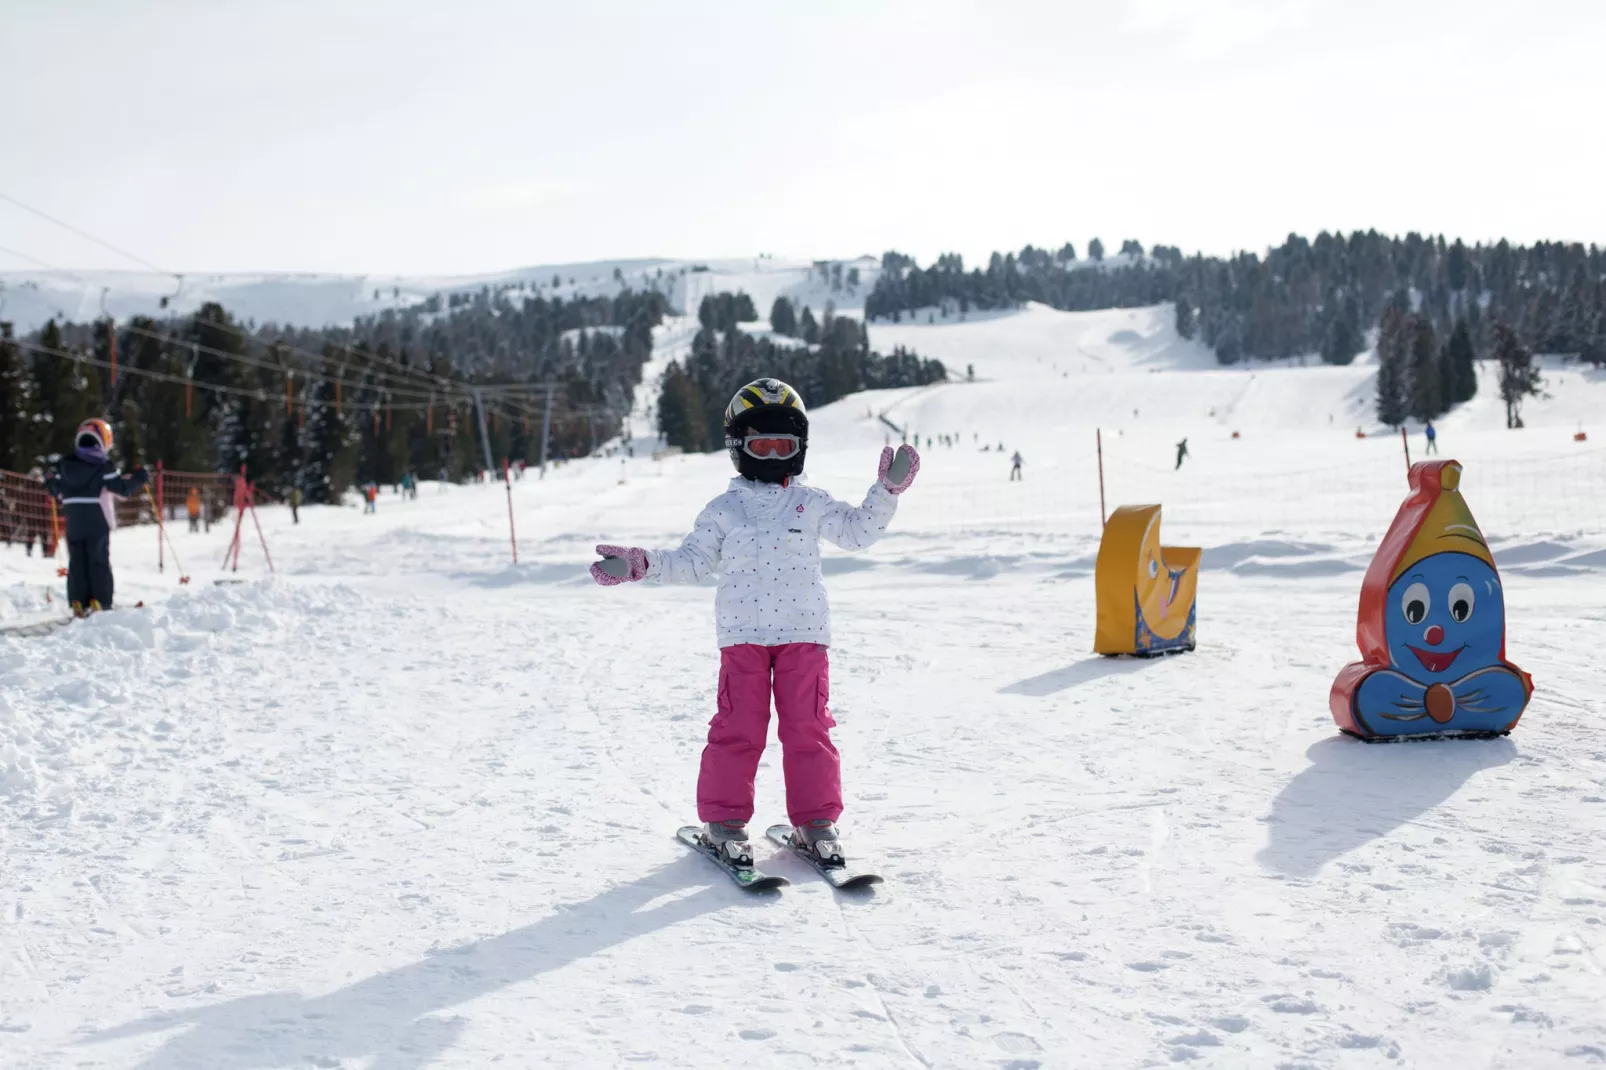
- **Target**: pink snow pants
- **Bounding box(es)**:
[697,643,841,828]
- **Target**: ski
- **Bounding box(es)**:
[766,825,883,889]
[675,826,788,891]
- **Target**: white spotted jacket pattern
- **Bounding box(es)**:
[645,476,898,648]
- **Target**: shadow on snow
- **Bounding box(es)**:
[998,655,1166,697]
[83,857,744,1070]
[1258,734,1518,878]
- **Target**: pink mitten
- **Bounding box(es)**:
[877,444,920,495]
[591,544,648,586]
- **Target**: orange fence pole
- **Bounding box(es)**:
[156,461,164,572]
[224,469,247,571]
[246,482,275,574]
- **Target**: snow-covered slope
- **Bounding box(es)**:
[3,304,1605,1069]
[0,255,881,333]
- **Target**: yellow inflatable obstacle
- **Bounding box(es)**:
[1094,504,1200,656]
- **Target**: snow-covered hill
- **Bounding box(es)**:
[3,303,1605,1068]
[0,255,882,333]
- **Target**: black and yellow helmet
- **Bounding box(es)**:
[723,378,806,427]
[723,378,808,482]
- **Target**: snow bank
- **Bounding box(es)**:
[0,582,351,808]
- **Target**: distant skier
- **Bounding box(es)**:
[363,484,377,513]
[1424,421,1438,455]
[186,486,201,533]
[289,486,302,524]
[1010,450,1023,481]
[45,419,148,615]
[1175,438,1189,470]
[591,378,919,871]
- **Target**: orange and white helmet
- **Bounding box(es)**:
[76,418,113,452]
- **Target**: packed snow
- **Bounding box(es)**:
[3,304,1605,1069]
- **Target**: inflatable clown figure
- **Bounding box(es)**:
[1330,460,1532,740]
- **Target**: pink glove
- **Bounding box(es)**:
[878,444,920,495]
[591,544,648,586]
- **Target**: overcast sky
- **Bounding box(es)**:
[2,0,1602,276]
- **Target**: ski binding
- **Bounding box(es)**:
[675,825,787,891]
[766,825,883,889]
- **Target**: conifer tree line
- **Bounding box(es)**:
[0,285,667,502]
[864,233,1606,373]
[657,294,946,452]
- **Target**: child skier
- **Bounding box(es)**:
[45,418,148,615]
[591,378,918,869]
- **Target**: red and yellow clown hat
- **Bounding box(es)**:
[1353,460,1498,664]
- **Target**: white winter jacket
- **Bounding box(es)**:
[645,476,898,648]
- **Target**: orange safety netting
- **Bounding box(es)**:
[147,468,236,532]
[0,467,237,551]
[0,469,61,558]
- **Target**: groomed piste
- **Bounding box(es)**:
[4,300,1605,1067]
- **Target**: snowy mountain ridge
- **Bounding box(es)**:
[0,255,885,334]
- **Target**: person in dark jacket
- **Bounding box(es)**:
[44,418,147,615]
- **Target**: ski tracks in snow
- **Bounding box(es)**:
[2,479,1605,1066]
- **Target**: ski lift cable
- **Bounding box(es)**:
[0,191,172,275]
[12,335,452,412]
[117,322,454,403]
[0,199,639,408]
[17,334,611,428]
[0,196,462,392]
[0,237,449,398]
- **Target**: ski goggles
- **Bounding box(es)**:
[732,433,801,459]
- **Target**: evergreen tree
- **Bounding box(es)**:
[1491,322,1541,429]
[1375,303,1410,426]
[656,359,705,452]
[1321,295,1362,365]
[799,306,819,345]
[1408,316,1442,420]
[1446,238,1469,293]
[1174,298,1195,340]
[1087,238,1105,262]
[28,319,103,464]
[297,373,353,502]
[1056,242,1077,263]
[1444,318,1478,404]
[1119,239,1144,258]
[0,322,29,471]
[769,296,798,337]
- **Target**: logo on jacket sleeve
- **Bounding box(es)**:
[796,504,805,513]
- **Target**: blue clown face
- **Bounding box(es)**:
[1384,552,1505,682]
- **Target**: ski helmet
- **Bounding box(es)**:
[76,417,113,453]
[724,378,808,483]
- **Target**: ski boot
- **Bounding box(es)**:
[71,601,85,619]
[702,820,755,869]
[795,818,845,868]
[88,599,103,614]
